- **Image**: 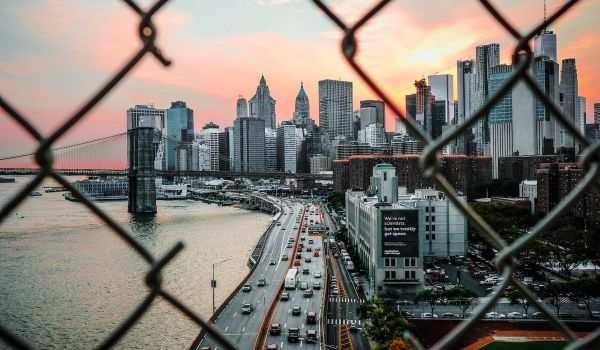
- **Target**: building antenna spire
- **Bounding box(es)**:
[543,0,547,33]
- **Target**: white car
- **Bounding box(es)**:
[314,271,322,278]
[420,313,438,318]
[507,312,524,318]
[485,312,506,319]
[331,288,339,295]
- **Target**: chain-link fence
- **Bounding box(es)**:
[1,0,599,349]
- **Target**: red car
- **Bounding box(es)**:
[293,260,301,266]
[313,251,320,257]
[303,289,314,298]
[297,247,303,252]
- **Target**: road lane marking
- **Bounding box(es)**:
[233,312,237,317]
[242,326,245,333]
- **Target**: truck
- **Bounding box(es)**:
[285,268,298,289]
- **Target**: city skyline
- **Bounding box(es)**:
[1,0,599,156]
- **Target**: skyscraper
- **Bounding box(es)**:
[534,31,557,62]
[126,104,167,171]
[166,101,194,170]
[233,117,265,172]
[359,100,385,127]
[236,95,248,119]
[474,43,500,155]
[559,58,579,150]
[578,96,586,134]
[428,74,454,124]
[293,82,313,131]
[277,121,298,173]
[249,74,277,129]
[319,79,353,140]
[415,78,433,137]
[457,59,477,154]
[489,64,514,177]
[595,103,600,124]
[265,128,277,172]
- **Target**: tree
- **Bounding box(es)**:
[387,339,409,350]
[326,190,345,209]
[415,289,443,315]
[542,218,588,279]
[507,285,536,317]
[444,285,477,318]
[539,282,567,314]
[564,275,600,319]
[359,298,414,348]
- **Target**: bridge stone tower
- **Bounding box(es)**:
[128,123,157,213]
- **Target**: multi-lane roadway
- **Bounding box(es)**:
[197,198,304,350]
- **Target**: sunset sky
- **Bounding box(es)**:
[1,0,599,156]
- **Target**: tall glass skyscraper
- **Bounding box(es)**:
[166,101,194,170]
[319,79,353,140]
[474,43,500,155]
[560,58,579,150]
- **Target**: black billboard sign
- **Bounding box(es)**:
[381,209,419,257]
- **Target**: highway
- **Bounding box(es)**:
[262,204,326,349]
[197,197,304,350]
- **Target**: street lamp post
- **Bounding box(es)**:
[212,258,232,314]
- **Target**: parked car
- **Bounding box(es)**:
[292,306,302,315]
[441,312,460,318]
[241,303,254,314]
[485,312,506,319]
[507,312,524,318]
[531,312,544,319]
[281,292,289,301]
[557,312,575,319]
[420,313,438,318]
[242,284,252,292]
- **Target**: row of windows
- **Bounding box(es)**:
[425,224,436,231]
[384,270,416,280]
[425,216,436,222]
[384,257,417,267]
[424,207,436,213]
[426,234,436,240]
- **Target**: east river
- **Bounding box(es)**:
[0,176,270,349]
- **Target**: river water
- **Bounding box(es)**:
[0,176,270,349]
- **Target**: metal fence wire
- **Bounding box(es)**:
[0,0,598,349]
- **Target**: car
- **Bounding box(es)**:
[531,312,544,319]
[557,312,575,319]
[296,254,302,259]
[307,247,312,252]
[305,257,312,263]
[441,312,460,318]
[242,284,252,292]
[400,311,415,318]
[507,312,524,318]
[396,299,411,306]
[292,306,302,315]
[293,260,301,266]
[314,271,322,278]
[315,246,321,251]
[420,312,439,318]
[266,344,278,350]
[485,312,506,319]
[269,323,281,335]
[269,259,276,265]
[287,327,300,342]
[298,243,304,248]
[257,278,266,287]
[281,255,288,261]
[300,282,308,290]
[304,289,314,298]
[314,251,320,257]
[331,288,339,295]
[288,237,295,242]
[301,236,306,241]
[286,243,293,248]
[305,329,317,343]
[308,239,314,244]
[303,268,310,275]
[199,347,211,350]
[349,325,359,333]
[242,303,254,314]
[297,247,303,252]
[281,292,289,301]
[313,282,321,290]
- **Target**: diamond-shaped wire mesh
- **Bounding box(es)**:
[0,0,599,349]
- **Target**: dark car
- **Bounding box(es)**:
[281,255,288,261]
[292,306,301,315]
[287,327,299,343]
[306,329,317,343]
[257,278,266,287]
[304,289,314,298]
[269,323,281,335]
[242,284,252,292]
[302,268,310,275]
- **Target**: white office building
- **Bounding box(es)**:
[319,79,353,140]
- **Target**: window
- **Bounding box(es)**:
[431,216,435,222]
[432,225,436,231]
[404,258,416,267]
[431,207,436,213]
[391,258,396,267]
[404,271,410,279]
[410,271,416,279]
[425,207,429,213]
[391,271,396,279]
[385,271,390,279]
[425,216,429,222]
[383,172,387,181]
[432,234,436,240]
[426,225,429,231]
[425,234,429,240]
